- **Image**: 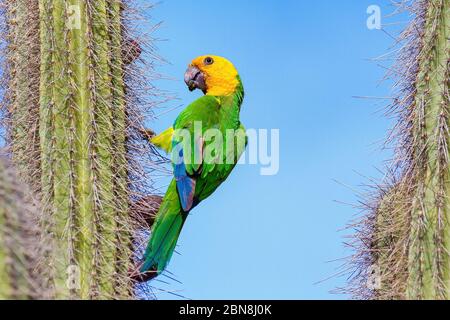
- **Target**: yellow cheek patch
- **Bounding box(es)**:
[191,55,239,96]
[205,66,239,96]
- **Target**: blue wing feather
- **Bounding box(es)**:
[173,146,196,212]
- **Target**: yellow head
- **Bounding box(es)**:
[184,55,239,96]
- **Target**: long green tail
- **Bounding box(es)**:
[141,179,187,274]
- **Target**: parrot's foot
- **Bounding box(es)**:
[129,262,159,283]
[130,194,162,228]
[139,128,156,142]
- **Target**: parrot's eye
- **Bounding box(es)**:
[204,57,214,65]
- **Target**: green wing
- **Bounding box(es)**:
[171,95,221,211]
[173,95,221,174]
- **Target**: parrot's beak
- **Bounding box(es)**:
[184,65,206,93]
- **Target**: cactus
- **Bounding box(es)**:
[0,156,51,299]
[1,0,162,299]
[348,0,450,299]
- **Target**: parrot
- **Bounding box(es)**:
[139,55,247,277]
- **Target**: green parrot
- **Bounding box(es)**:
[139,55,247,277]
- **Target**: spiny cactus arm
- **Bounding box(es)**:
[107,0,134,296]
[9,0,30,169]
[38,0,80,297]
[407,0,450,299]
[87,0,120,297]
[37,0,60,294]
[0,159,27,299]
[370,182,410,300]
[38,0,142,299]
[6,0,41,190]
[3,0,160,299]
[70,0,97,298]
[0,182,19,299]
[0,157,50,299]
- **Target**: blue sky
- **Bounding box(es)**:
[144,0,406,299]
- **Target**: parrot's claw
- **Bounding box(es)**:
[139,128,156,141]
